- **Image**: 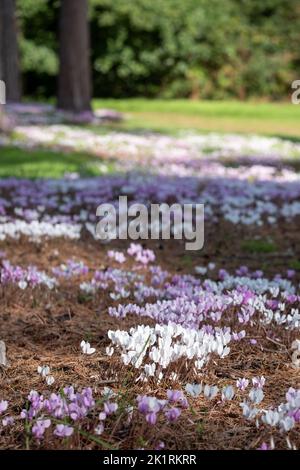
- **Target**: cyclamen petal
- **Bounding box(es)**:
[32,419,51,439]
[279,416,295,432]
[80,340,96,355]
[95,423,104,435]
[54,424,74,437]
[185,383,202,397]
[2,416,14,426]
[249,388,264,404]
[222,385,235,401]
[236,378,249,391]
[165,407,181,422]
[0,400,8,413]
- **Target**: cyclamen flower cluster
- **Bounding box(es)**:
[107,322,231,378]
[127,243,156,265]
[52,259,89,278]
[80,267,143,296]
[107,250,126,264]
[137,390,188,425]
[185,375,299,437]
[0,385,190,444]
[0,260,57,289]
[261,388,300,432]
[37,365,55,386]
[0,220,81,242]
[185,376,265,402]
[18,386,96,439]
[48,252,298,334]
[8,122,300,165]
[1,378,298,448]
[0,139,299,245]
[2,245,297,337]
[240,387,300,436]
[107,263,299,331]
[184,378,300,439]
[0,249,298,339]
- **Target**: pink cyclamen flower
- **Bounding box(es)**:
[2,416,14,426]
[236,378,249,391]
[236,266,249,276]
[286,270,295,279]
[291,409,300,423]
[259,442,269,450]
[146,412,157,425]
[167,390,188,408]
[127,243,155,265]
[108,250,126,264]
[218,269,228,280]
[252,376,265,389]
[32,419,51,439]
[155,441,165,450]
[232,330,246,341]
[252,270,263,279]
[63,386,76,401]
[165,407,181,422]
[137,396,161,415]
[286,387,297,402]
[54,424,74,438]
[103,401,118,416]
[127,243,141,256]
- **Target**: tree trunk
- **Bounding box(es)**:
[57,0,91,112]
[0,0,21,102]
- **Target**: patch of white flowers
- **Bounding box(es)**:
[255,301,300,330]
[205,275,296,296]
[185,377,300,441]
[0,220,81,241]
[107,322,231,380]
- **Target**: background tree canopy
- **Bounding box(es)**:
[17,0,300,100]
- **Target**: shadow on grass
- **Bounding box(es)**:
[271,134,300,144]
[0,146,116,179]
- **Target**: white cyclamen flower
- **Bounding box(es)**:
[37,365,50,377]
[46,375,55,386]
[80,340,96,355]
[185,383,202,398]
[222,385,235,401]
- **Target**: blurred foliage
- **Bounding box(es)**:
[17,0,59,97]
[17,0,300,99]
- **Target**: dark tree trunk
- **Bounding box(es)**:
[0,0,21,102]
[57,0,91,112]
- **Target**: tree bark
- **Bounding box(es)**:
[57,0,91,112]
[0,0,21,102]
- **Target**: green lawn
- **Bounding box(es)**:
[93,99,300,139]
[0,146,114,178]
[1,99,299,179]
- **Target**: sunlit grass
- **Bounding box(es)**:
[93,99,300,138]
